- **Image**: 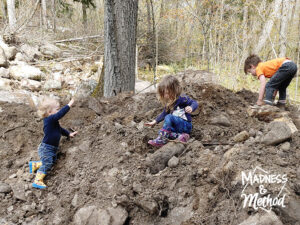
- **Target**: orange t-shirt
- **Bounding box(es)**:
[255,57,290,79]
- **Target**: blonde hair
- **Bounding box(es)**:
[37,97,59,118]
[157,75,182,111]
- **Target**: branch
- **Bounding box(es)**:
[54,35,103,43]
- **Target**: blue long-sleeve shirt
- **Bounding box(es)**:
[155,95,198,124]
[42,105,70,147]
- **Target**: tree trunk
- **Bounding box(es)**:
[41,0,47,28]
[103,0,138,97]
[52,0,56,32]
[254,0,282,54]
[82,3,87,28]
[6,0,16,33]
[279,0,290,57]
[0,0,7,22]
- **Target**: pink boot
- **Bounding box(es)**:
[178,133,190,143]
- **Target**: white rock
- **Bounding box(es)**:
[0,78,11,90]
[20,44,41,61]
[43,80,62,90]
[0,46,8,67]
[15,52,27,62]
[39,43,62,58]
[10,65,45,81]
[0,67,9,78]
[20,79,41,91]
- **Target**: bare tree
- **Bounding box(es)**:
[279,0,290,57]
[103,0,138,97]
[52,0,56,32]
[41,0,47,29]
[254,0,282,54]
[6,0,16,32]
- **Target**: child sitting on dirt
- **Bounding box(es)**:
[29,97,77,189]
[244,54,298,107]
[145,75,198,147]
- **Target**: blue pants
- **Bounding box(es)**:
[37,142,58,175]
[163,114,192,134]
[265,61,298,104]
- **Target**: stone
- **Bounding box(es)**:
[52,63,64,72]
[71,194,79,207]
[135,199,158,215]
[249,128,256,137]
[0,41,17,60]
[10,65,45,81]
[39,43,62,58]
[146,142,185,174]
[74,79,97,99]
[0,67,9,78]
[74,206,127,225]
[11,182,26,201]
[233,131,250,142]
[0,182,11,193]
[20,79,41,91]
[210,115,231,127]
[20,44,41,61]
[224,147,241,160]
[168,156,179,168]
[0,78,12,91]
[43,80,62,90]
[0,46,8,67]
[15,52,27,62]
[279,199,300,223]
[274,116,298,134]
[160,206,194,225]
[239,211,283,225]
[261,121,292,145]
[280,142,290,151]
[135,79,156,94]
[247,105,281,121]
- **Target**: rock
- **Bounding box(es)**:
[0,78,12,90]
[135,79,156,94]
[168,156,179,168]
[20,79,41,91]
[0,67,9,78]
[20,44,41,61]
[233,131,250,142]
[0,46,8,67]
[71,194,79,208]
[0,44,16,60]
[74,80,97,99]
[278,199,300,223]
[224,146,241,160]
[210,115,230,127]
[10,65,45,81]
[39,43,62,58]
[160,206,194,225]
[239,211,283,225]
[247,105,286,121]
[261,121,292,145]
[11,182,26,201]
[135,199,158,215]
[274,116,298,134]
[249,128,256,137]
[280,142,290,151]
[0,182,11,193]
[15,52,27,62]
[52,63,64,72]
[43,80,62,90]
[146,142,185,174]
[74,206,127,225]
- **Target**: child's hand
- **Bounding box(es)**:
[69,131,78,137]
[144,120,157,127]
[256,99,265,106]
[185,106,193,113]
[68,98,75,107]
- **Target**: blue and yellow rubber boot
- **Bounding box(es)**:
[29,161,42,174]
[32,172,47,189]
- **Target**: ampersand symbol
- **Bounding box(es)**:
[259,185,267,194]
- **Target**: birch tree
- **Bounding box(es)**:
[6,0,16,32]
[254,0,282,54]
[103,0,138,97]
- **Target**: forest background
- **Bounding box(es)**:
[1,0,300,102]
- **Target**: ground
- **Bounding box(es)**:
[0,80,299,225]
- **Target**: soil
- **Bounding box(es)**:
[0,81,299,225]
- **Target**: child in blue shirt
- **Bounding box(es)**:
[29,97,77,189]
[145,75,198,147]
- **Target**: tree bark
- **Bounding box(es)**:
[279,0,290,57]
[82,3,87,27]
[52,0,56,32]
[0,0,7,22]
[41,0,47,28]
[6,0,16,32]
[103,0,138,97]
[254,0,282,54]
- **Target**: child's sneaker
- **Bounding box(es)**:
[29,161,42,174]
[178,133,190,143]
[148,136,168,147]
[32,172,47,189]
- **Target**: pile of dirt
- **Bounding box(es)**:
[0,81,299,225]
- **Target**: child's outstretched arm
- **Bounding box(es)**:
[145,108,167,126]
[257,75,266,105]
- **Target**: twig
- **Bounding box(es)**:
[2,123,26,138]
[54,35,103,43]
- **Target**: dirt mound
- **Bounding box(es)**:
[0,82,299,225]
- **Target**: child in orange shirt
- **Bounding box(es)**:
[244,54,297,107]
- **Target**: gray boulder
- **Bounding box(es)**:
[10,64,45,81]
[261,121,292,145]
[0,46,8,67]
[0,182,11,193]
[20,44,42,61]
[39,43,62,58]
[210,115,231,127]
[0,67,9,78]
[239,211,283,225]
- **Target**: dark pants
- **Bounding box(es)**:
[163,114,192,134]
[265,61,298,105]
[37,142,58,174]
